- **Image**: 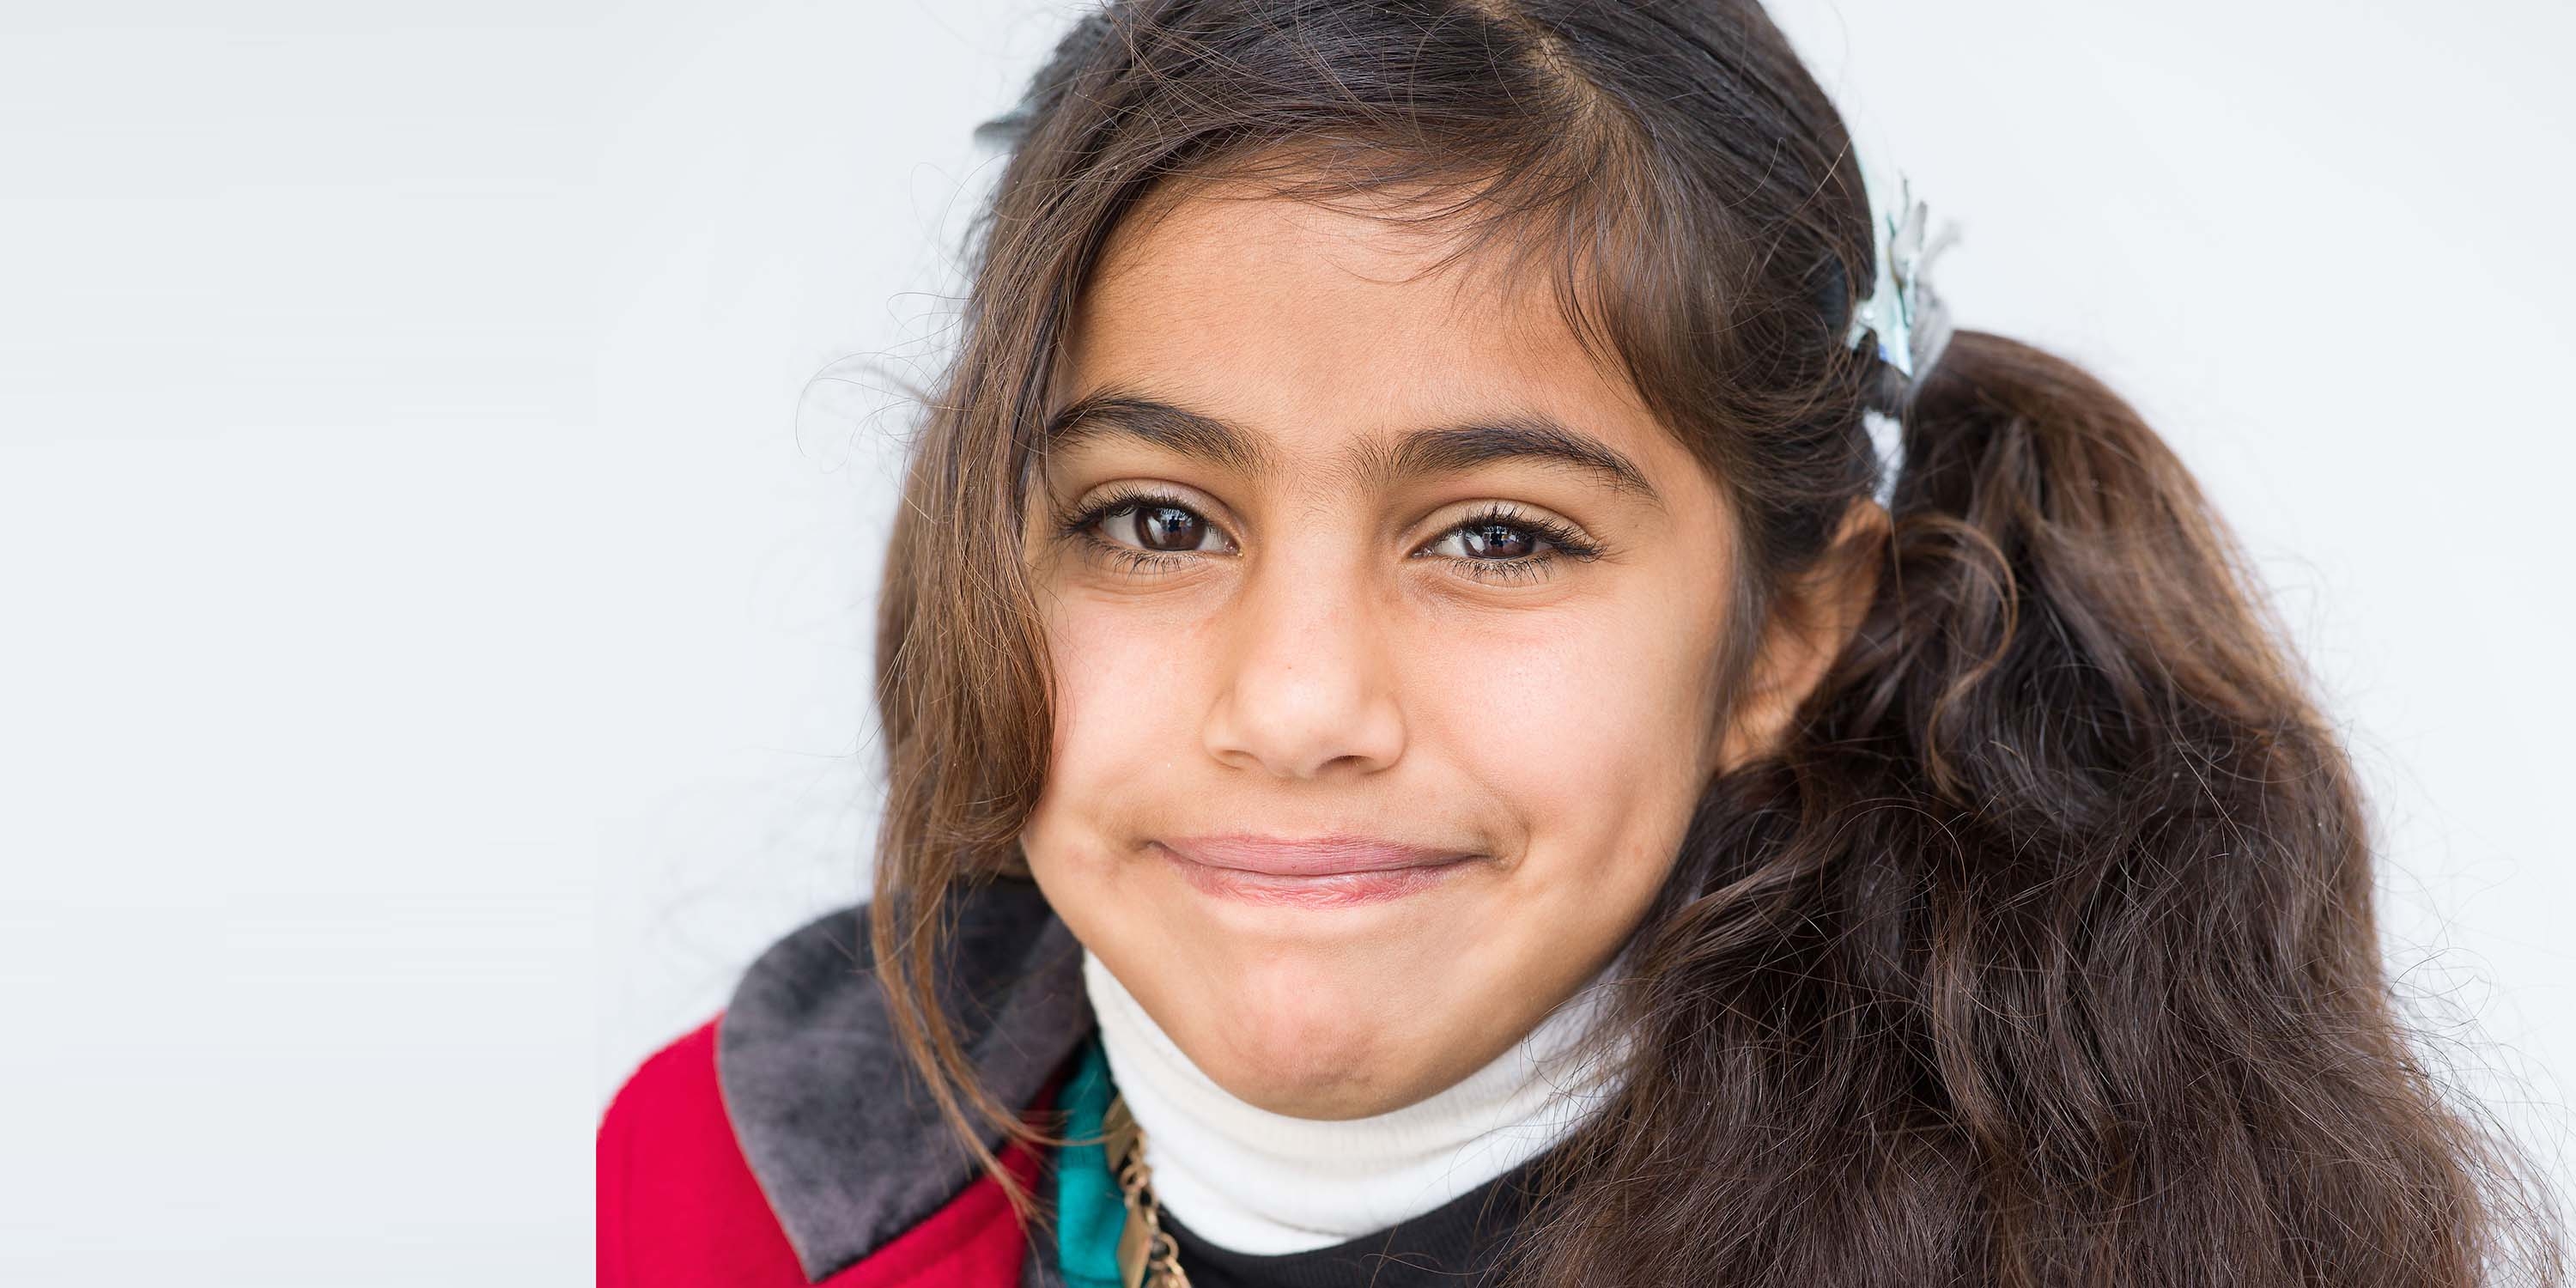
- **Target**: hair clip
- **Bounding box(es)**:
[1844,161,1959,386]
[1844,150,1959,508]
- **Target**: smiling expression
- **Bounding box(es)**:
[1014,179,1748,1120]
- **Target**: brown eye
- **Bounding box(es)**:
[1082,495,1232,556]
[1134,503,1207,552]
[1414,504,1603,586]
[1456,519,1540,560]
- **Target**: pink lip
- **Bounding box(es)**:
[1151,834,1482,907]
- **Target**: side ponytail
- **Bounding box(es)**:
[1871,331,2304,805]
[1504,330,2561,1285]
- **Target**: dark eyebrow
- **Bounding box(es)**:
[1039,392,1661,507]
[1361,418,1660,507]
[1042,393,1277,478]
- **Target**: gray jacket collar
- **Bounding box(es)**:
[714,878,1094,1283]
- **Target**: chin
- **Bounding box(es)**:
[1179,953,1443,1119]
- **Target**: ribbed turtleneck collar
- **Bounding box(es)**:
[1080,947,1626,1255]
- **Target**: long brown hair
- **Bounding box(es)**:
[865,2,2565,1282]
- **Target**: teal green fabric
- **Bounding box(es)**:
[1054,1034,1126,1288]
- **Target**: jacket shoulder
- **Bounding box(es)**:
[598,1013,1067,1288]
[597,1014,809,1287]
[600,889,1090,1287]
[717,892,1088,1279]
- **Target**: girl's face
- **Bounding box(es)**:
[1018,182,1844,1119]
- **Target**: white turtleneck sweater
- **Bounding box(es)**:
[1080,947,1628,1255]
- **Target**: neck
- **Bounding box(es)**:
[1080,949,1626,1255]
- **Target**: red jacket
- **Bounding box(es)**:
[598,886,1090,1286]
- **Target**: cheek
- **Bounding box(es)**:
[1419,594,1723,881]
[1021,595,1202,866]
[1046,591,1215,751]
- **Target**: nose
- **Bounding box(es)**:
[1200,553,1407,781]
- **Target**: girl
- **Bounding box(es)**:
[598,2,2562,1285]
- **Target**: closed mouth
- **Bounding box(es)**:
[1149,835,1485,907]
[1151,834,1481,877]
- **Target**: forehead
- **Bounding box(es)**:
[1061,179,1685,481]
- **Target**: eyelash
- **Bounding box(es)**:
[1051,485,1605,586]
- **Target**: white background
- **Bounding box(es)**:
[2,0,2570,1279]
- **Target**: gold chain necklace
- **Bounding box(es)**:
[1099,1092,1193,1288]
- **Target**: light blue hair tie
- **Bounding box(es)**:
[1844,147,1960,507]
